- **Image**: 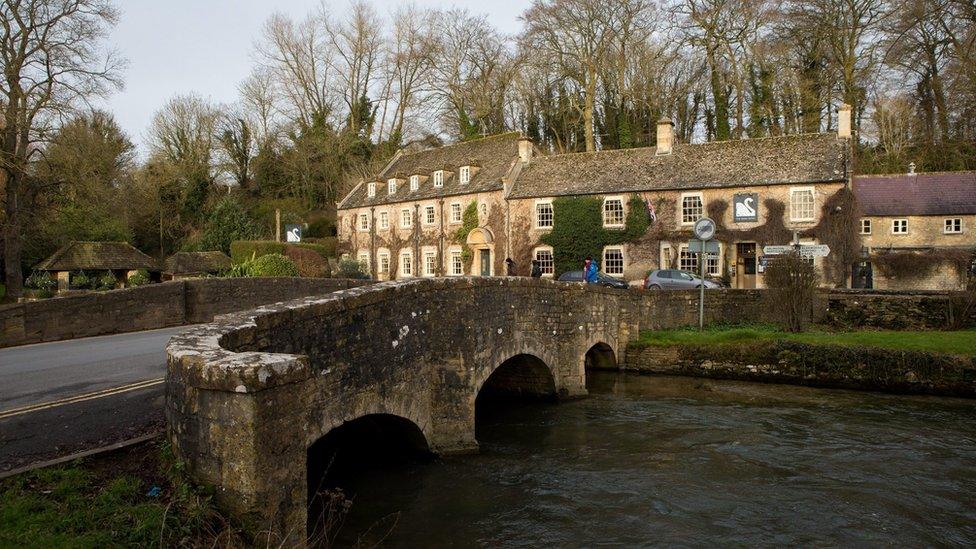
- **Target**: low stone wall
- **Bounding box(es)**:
[820,290,973,330]
[0,278,367,348]
[623,341,976,397]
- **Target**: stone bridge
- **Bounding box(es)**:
[166,277,765,541]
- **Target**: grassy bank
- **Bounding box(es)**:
[0,440,244,547]
[635,326,976,357]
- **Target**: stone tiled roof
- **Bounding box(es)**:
[854,171,976,216]
[338,132,521,209]
[35,241,158,271]
[508,133,850,199]
[164,251,232,275]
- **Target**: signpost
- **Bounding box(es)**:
[692,218,717,331]
[285,224,302,243]
[763,244,830,257]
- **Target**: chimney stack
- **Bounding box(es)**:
[656,118,674,155]
[837,103,852,139]
[518,137,533,164]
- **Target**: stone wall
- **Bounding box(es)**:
[821,289,974,329]
[0,278,367,348]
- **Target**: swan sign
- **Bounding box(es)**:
[733,193,758,222]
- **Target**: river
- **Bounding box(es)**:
[332,372,976,547]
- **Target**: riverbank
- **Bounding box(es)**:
[624,327,976,397]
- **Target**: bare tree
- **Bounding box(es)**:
[376,4,436,145]
[146,94,220,189]
[324,0,382,136]
[1,0,124,297]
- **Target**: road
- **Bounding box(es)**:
[0,326,187,473]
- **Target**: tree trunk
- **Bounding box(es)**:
[3,169,24,298]
[584,63,597,152]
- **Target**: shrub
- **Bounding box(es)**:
[285,246,328,277]
[198,197,260,254]
[335,258,370,279]
[230,240,334,264]
[127,269,150,286]
[764,252,818,332]
[249,253,299,277]
[95,271,118,291]
[71,271,91,289]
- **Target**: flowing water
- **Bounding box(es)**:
[332,372,976,547]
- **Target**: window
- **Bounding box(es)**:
[449,248,463,276]
[433,171,444,187]
[378,211,389,230]
[450,202,462,224]
[790,187,816,222]
[679,246,720,276]
[459,166,470,185]
[401,208,413,229]
[535,200,553,229]
[604,247,624,276]
[681,193,704,224]
[603,197,624,228]
[357,213,369,232]
[892,218,908,234]
[423,249,437,277]
[357,251,370,271]
[944,218,963,234]
[424,205,436,225]
[378,251,390,274]
[388,178,397,195]
[367,182,376,198]
[400,250,413,277]
[860,219,871,235]
[534,247,554,276]
[410,175,419,192]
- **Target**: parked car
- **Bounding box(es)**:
[644,269,723,290]
[558,270,630,289]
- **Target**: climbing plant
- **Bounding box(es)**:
[453,201,479,261]
[540,194,649,275]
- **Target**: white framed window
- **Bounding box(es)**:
[388,178,397,195]
[678,245,721,276]
[535,200,554,229]
[533,246,554,277]
[944,218,963,234]
[423,205,436,225]
[410,175,419,191]
[378,250,390,274]
[378,211,389,230]
[660,243,672,269]
[422,248,437,277]
[449,247,463,276]
[603,196,625,228]
[367,182,376,198]
[860,219,871,235]
[357,251,370,271]
[450,202,462,224]
[400,249,413,277]
[433,170,444,187]
[680,193,704,224]
[459,166,470,185]
[603,247,625,277]
[790,187,816,222]
[357,213,369,232]
[892,218,908,234]
[401,208,413,229]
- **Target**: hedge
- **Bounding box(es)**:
[230,240,335,264]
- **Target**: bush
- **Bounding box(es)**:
[285,246,328,277]
[249,253,299,277]
[764,252,818,332]
[127,269,150,287]
[198,197,260,254]
[71,271,91,289]
[95,271,118,291]
[334,257,370,279]
[230,240,333,264]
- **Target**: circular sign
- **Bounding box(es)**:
[693,217,717,241]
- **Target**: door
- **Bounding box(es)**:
[736,243,757,289]
[480,249,491,276]
[852,261,873,289]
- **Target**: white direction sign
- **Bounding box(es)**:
[763,244,831,257]
[762,245,793,255]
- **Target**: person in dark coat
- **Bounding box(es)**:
[530,260,542,278]
[505,257,516,276]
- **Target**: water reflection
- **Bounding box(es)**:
[332,373,976,547]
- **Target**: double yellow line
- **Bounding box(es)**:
[0,378,165,420]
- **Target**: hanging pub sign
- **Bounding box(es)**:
[733,193,758,222]
[285,224,302,243]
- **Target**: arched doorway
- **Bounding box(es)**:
[585,342,617,371]
[306,414,431,539]
[466,227,494,276]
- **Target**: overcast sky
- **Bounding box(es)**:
[100,0,524,151]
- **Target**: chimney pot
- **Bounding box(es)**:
[837,103,852,138]
[518,137,533,164]
[656,118,674,156]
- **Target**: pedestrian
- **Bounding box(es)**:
[531,259,542,278]
[505,257,516,276]
[585,256,599,284]
[583,256,592,277]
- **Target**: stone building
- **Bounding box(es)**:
[854,170,976,290]
[35,241,158,292]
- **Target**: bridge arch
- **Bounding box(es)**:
[585,341,618,371]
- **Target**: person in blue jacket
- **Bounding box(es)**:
[585,256,599,284]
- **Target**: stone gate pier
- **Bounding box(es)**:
[166,277,645,541]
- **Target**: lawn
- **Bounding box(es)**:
[635,326,976,356]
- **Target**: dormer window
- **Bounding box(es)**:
[459,166,470,185]
[367,182,376,198]
[433,171,444,188]
[410,175,419,191]
[388,178,397,195]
